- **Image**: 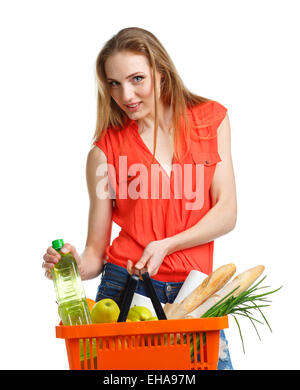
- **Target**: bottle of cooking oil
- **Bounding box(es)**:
[51,239,92,326]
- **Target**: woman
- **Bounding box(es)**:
[42,27,237,369]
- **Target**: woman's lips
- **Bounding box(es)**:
[125,102,142,112]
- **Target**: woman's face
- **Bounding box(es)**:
[105,51,162,121]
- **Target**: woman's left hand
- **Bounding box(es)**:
[127,239,171,277]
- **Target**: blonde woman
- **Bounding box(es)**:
[42,27,237,369]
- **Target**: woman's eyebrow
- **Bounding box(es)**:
[106,72,144,81]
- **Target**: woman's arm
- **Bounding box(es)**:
[79,145,113,280]
[165,113,237,253]
[132,114,237,276]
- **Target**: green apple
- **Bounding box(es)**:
[127,306,153,321]
[91,298,120,323]
[147,316,158,321]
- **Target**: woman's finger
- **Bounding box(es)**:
[134,252,151,272]
[47,246,60,257]
[127,259,134,274]
[60,243,80,264]
[44,269,52,280]
[42,260,54,271]
[43,252,60,265]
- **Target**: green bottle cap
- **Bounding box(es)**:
[52,239,64,250]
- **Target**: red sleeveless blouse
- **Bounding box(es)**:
[94,100,227,282]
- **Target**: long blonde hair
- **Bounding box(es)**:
[93,27,212,162]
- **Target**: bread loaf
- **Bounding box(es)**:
[217,265,265,298]
[184,295,221,319]
[180,263,236,312]
[164,263,236,319]
[185,265,265,319]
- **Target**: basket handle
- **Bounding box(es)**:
[142,271,167,320]
[117,271,167,322]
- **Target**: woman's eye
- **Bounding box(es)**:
[108,76,144,87]
[109,81,119,87]
[133,76,144,83]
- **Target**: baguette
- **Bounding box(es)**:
[185,265,265,318]
[164,263,236,319]
[217,265,265,298]
[184,295,221,319]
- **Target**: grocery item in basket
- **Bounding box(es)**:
[127,306,153,321]
[86,298,96,311]
[186,265,265,318]
[173,270,207,303]
[164,263,236,319]
[130,292,165,313]
[91,298,120,323]
[58,298,96,325]
[217,265,265,298]
[51,239,92,326]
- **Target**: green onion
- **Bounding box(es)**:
[200,276,282,353]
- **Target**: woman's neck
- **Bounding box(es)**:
[137,103,173,135]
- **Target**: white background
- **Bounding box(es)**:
[0,0,299,370]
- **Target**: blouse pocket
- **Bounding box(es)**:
[190,150,221,204]
[118,171,141,184]
[117,171,142,201]
[191,151,222,167]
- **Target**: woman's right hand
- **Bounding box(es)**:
[42,243,82,280]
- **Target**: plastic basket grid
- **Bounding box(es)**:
[56,316,228,370]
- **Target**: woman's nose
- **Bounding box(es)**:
[121,85,135,103]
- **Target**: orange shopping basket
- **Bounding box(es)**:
[56,271,228,370]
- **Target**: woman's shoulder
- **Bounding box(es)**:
[94,118,132,145]
[188,99,228,141]
[189,100,228,124]
[93,118,134,164]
